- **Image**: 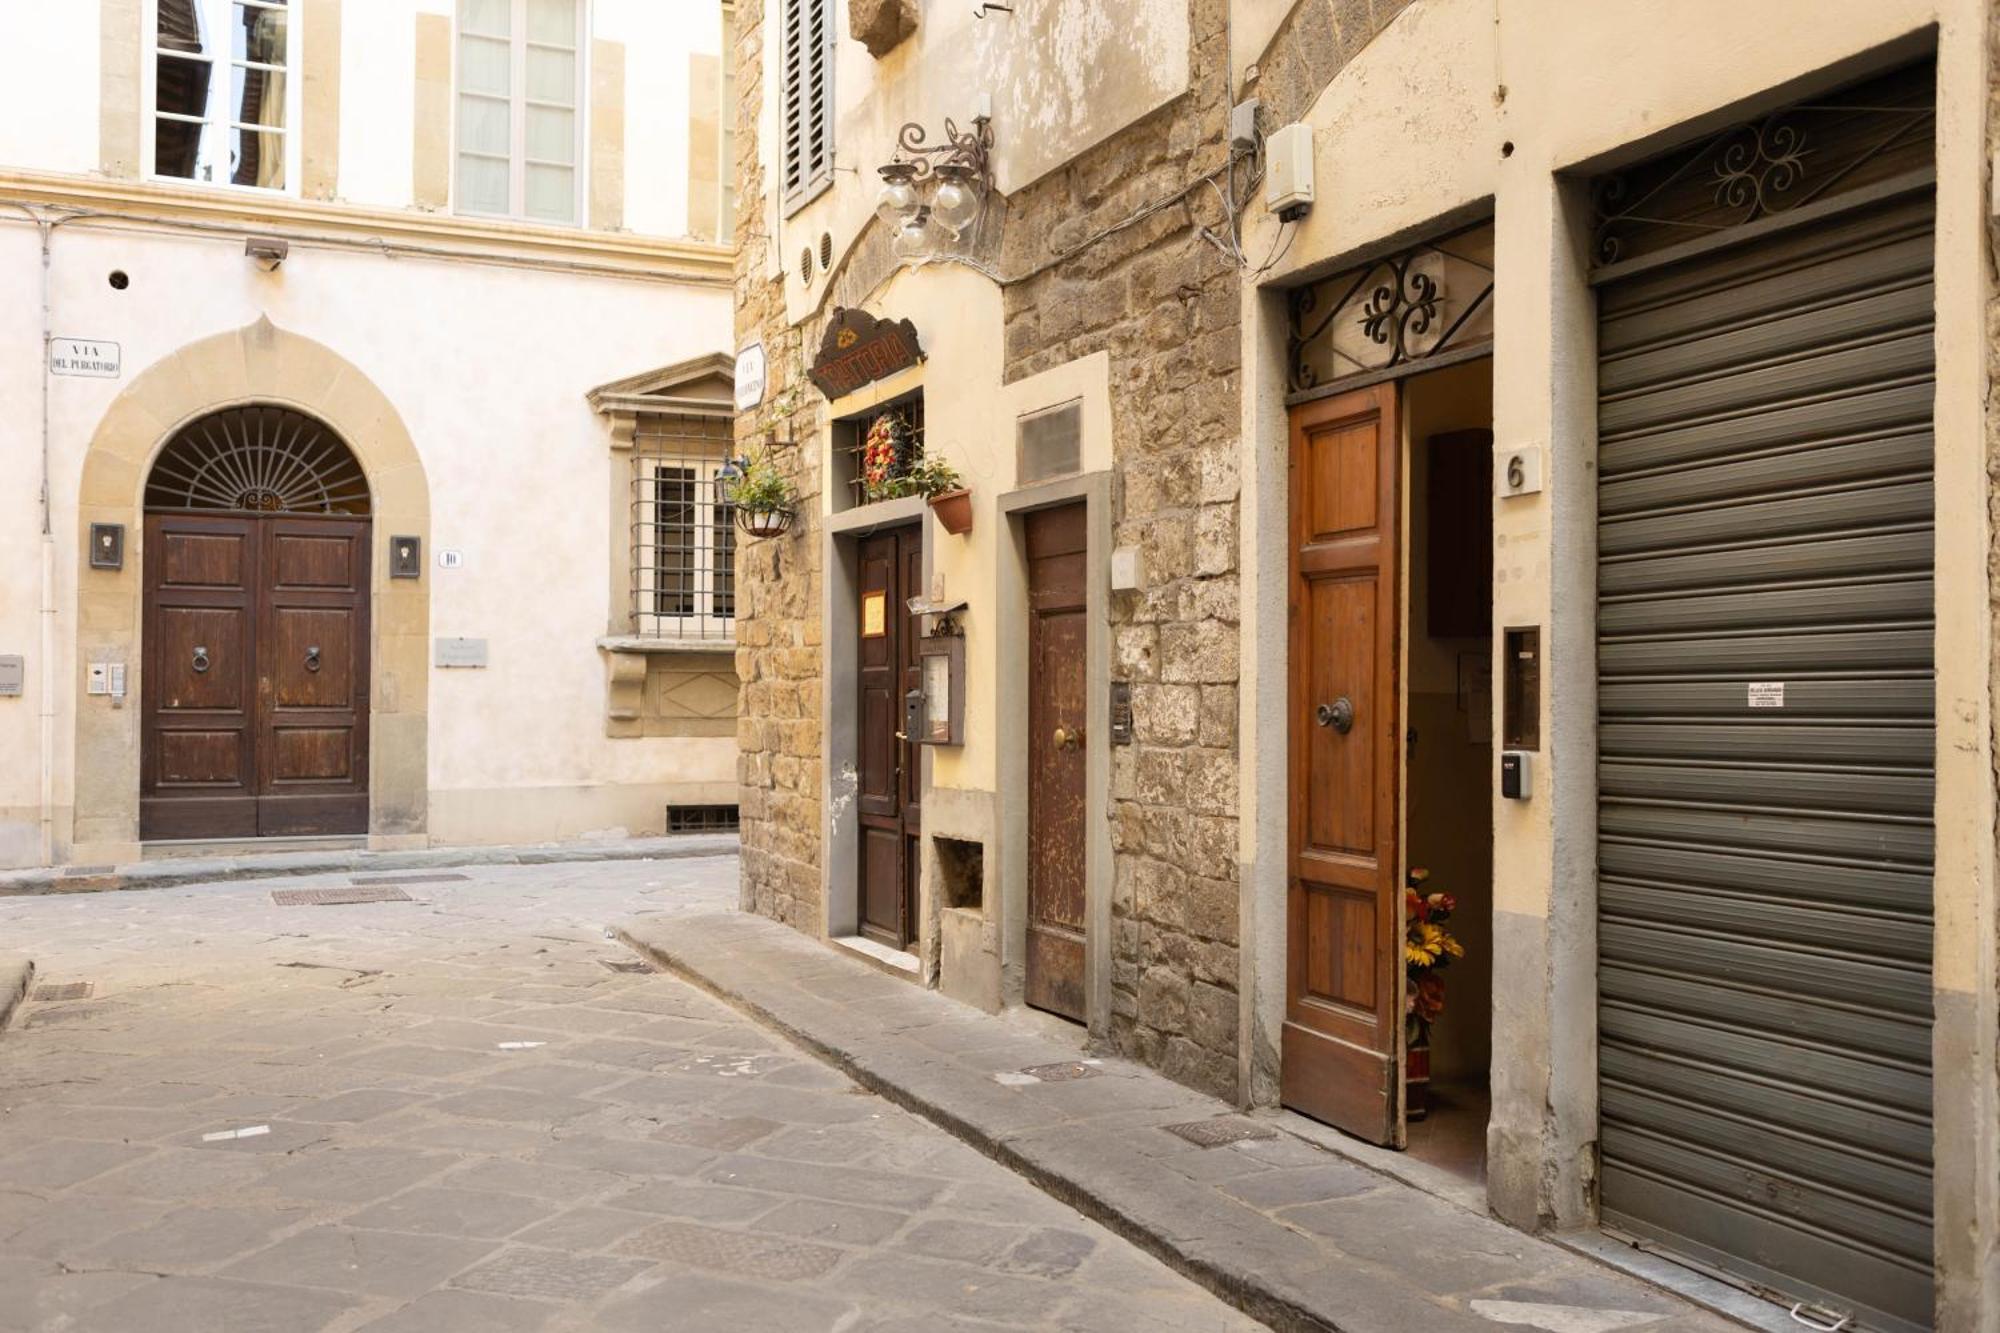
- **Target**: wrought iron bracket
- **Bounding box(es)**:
[891,116,993,184]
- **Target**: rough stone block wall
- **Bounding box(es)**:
[732,0,826,933]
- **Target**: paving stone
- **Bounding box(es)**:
[221,1225,498,1298]
[896,1217,1022,1266]
[838,1252,1068,1324]
[442,1158,625,1201]
[1217,1160,1380,1209]
[77,1203,313,1271]
[754,1197,910,1247]
[290,1089,431,1123]
[344,1187,558,1239]
[611,1179,782,1223]
[616,1219,843,1280]
[353,1288,554,1332]
[699,1154,948,1210]
[588,1270,860,1331]
[651,1114,783,1152]
[0,1254,155,1331]
[430,1088,602,1125]
[0,1194,174,1259]
[510,1206,657,1252]
[531,1136,713,1178]
[0,1139,152,1190]
[74,1147,273,1200]
[450,1246,652,1302]
[257,1146,450,1201]
[998,1226,1097,1277]
[70,1275,360,1333]
[340,1045,493,1078]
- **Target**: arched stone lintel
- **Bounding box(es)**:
[71,318,431,862]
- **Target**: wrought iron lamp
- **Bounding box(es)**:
[875,116,994,259]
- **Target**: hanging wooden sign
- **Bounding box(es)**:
[809,307,924,400]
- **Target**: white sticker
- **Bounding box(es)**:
[202,1125,270,1142]
[1747,681,1785,708]
[495,1041,545,1050]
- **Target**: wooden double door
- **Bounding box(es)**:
[857,527,923,949]
[141,512,372,840]
[1285,384,1403,1144]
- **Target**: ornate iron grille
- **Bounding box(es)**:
[1286,222,1494,395]
[144,406,370,514]
[835,393,926,507]
[1590,61,1934,267]
[632,414,736,640]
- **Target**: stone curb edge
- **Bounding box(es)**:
[615,923,1344,1333]
[0,958,33,1036]
[0,836,740,898]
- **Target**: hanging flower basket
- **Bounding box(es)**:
[928,486,973,536]
[736,505,796,539]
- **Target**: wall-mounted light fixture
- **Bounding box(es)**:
[876,116,994,262]
[244,236,289,271]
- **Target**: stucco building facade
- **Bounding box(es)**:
[732,0,2000,1329]
[0,1,740,869]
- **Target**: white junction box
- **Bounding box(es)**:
[1265,123,1314,217]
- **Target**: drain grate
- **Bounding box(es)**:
[1017,1060,1101,1083]
[271,886,413,907]
[350,873,471,886]
[32,982,94,1002]
[599,958,653,975]
[1160,1115,1279,1149]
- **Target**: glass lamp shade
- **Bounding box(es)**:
[876,165,920,226]
[892,209,936,260]
[930,167,981,237]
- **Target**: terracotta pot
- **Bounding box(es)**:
[737,505,796,539]
[928,487,973,535]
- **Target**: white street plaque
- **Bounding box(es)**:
[49,338,121,378]
[734,342,766,411]
[435,637,489,668]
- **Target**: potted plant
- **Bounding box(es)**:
[724,452,797,539]
[908,454,972,536]
[1403,867,1463,1121]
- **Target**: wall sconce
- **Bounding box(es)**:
[244,235,289,271]
[876,116,994,261]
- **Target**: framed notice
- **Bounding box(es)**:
[915,633,965,745]
[861,591,887,638]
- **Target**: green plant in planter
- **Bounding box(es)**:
[724,452,797,513]
[904,454,963,498]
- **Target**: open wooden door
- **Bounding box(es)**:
[1284,383,1403,1145]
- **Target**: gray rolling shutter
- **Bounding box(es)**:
[1595,186,1935,1332]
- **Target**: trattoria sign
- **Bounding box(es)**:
[808,308,923,400]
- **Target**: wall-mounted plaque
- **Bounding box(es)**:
[435,637,489,668]
[809,307,924,400]
[861,591,887,638]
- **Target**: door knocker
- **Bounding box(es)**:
[304,645,322,673]
[1315,697,1354,734]
[191,645,210,674]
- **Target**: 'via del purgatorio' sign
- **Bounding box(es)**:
[49,338,121,378]
[807,308,923,400]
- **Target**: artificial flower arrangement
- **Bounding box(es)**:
[1403,867,1463,1048]
[861,411,914,501]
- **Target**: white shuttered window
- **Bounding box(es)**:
[457,0,583,224]
[781,0,834,210]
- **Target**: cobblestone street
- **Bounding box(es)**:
[0,854,1258,1332]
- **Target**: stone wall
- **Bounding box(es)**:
[732,0,826,932]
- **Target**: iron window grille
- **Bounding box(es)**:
[834,394,926,509]
[667,803,740,833]
[145,405,370,514]
[1286,220,1494,396]
[632,414,736,640]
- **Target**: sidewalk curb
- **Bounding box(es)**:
[0,835,739,898]
[618,921,1344,1333]
[0,957,32,1035]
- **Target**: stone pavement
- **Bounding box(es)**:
[622,911,1753,1333]
[0,833,739,897]
[0,855,1259,1331]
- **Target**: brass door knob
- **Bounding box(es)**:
[1053,725,1083,751]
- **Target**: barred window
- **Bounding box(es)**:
[632,415,735,639]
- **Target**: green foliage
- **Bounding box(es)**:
[726,452,797,513]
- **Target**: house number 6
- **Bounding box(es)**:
[1507,454,1525,490]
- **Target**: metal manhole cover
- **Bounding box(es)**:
[32,982,93,1002]
[1017,1060,1101,1083]
[1161,1116,1279,1148]
[350,873,470,886]
[271,887,414,906]
[616,1221,841,1280]
[599,958,653,974]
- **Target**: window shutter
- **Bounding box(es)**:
[782,0,833,205]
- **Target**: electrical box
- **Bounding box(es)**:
[86,662,126,700]
[1265,123,1314,218]
[1500,750,1532,800]
[1503,627,1541,750]
[1229,98,1261,153]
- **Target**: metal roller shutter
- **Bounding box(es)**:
[1595,186,1935,1332]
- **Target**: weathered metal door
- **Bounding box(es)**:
[1026,503,1088,1021]
[1284,383,1402,1144]
[857,526,923,949]
[142,513,371,840]
[1595,185,1935,1330]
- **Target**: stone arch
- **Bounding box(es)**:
[72,317,430,860]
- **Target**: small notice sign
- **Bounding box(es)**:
[861,591,887,638]
[49,338,120,378]
[435,637,489,669]
[1747,681,1785,708]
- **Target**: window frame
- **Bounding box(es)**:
[142,0,303,195]
[779,0,835,215]
[634,452,737,640]
[452,0,589,227]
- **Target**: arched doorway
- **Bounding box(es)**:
[140,405,373,840]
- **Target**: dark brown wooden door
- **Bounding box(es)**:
[1284,384,1403,1144]
[1026,503,1088,1021]
[857,526,923,949]
[142,513,371,840]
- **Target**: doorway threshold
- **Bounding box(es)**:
[831,934,919,979]
[142,835,368,861]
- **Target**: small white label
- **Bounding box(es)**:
[202,1125,270,1142]
[495,1041,545,1050]
[434,637,489,668]
[1747,681,1785,708]
[437,549,464,569]
[50,338,121,378]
